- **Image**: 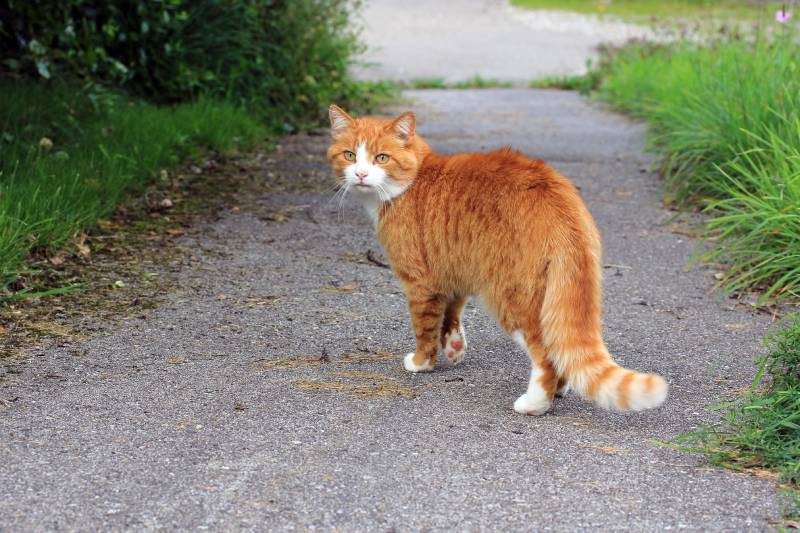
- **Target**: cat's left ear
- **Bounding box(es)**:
[391,112,416,143]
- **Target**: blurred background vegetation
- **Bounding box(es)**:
[513,0,778,20]
[0,0,385,292]
[1,0,376,127]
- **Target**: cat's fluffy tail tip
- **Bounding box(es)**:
[582,368,668,412]
[624,373,668,412]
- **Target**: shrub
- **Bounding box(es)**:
[0,0,372,128]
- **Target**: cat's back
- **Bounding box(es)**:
[416,147,579,203]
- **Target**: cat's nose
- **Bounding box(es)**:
[355,170,368,180]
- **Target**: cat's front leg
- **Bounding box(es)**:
[440,296,468,365]
[403,290,447,373]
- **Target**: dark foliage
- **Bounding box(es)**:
[1,0,370,128]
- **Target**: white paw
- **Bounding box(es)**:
[513,392,552,416]
[404,352,434,373]
[441,327,467,365]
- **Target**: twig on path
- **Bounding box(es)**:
[366,249,389,268]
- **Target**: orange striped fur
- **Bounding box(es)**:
[326,105,668,415]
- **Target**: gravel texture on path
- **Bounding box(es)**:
[0,89,780,531]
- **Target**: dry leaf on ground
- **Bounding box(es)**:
[321,283,358,294]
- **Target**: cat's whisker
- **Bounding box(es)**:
[327,180,353,222]
[326,180,347,207]
[373,182,385,201]
[329,189,348,222]
[326,178,348,194]
[324,178,347,195]
[337,182,352,221]
[375,182,390,204]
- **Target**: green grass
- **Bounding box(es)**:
[451,76,514,89]
[0,80,265,289]
[408,78,449,89]
[392,76,516,90]
[592,36,800,302]
[530,73,601,94]
[680,314,800,515]
[511,0,777,20]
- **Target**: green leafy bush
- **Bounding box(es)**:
[1,0,372,128]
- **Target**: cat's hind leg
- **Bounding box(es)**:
[440,295,468,365]
[403,290,446,373]
[511,330,558,415]
[555,378,570,397]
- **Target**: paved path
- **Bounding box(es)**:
[0,89,780,530]
[353,0,653,83]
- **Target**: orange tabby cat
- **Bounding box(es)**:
[326,104,668,415]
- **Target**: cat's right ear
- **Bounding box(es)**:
[329,104,354,137]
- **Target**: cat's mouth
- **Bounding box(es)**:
[355,183,371,189]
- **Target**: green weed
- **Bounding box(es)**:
[679,314,800,516]
[594,36,800,302]
[409,78,449,89]
[511,0,778,20]
[0,80,265,289]
[389,76,515,90]
[451,76,514,89]
[529,73,600,94]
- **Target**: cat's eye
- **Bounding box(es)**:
[375,153,390,163]
[343,151,356,161]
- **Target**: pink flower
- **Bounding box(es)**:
[776,9,793,23]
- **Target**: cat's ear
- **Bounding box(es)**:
[391,112,416,143]
[329,104,354,137]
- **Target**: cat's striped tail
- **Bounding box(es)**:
[557,345,668,412]
[540,243,668,412]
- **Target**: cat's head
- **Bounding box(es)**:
[326,104,428,203]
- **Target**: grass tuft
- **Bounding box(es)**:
[408,78,449,89]
[529,73,600,94]
[511,0,780,21]
[385,76,516,91]
[679,314,800,516]
[451,75,514,89]
[0,80,265,289]
[593,36,800,302]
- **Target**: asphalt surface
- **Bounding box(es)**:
[353,0,654,83]
[0,89,781,531]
